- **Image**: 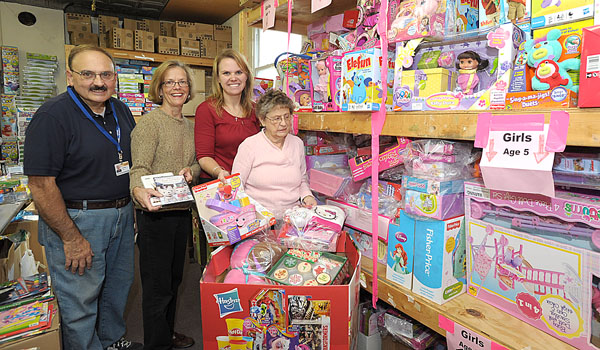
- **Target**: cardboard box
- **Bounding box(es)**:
[65,13,91,33]
[180,39,200,57]
[123,18,148,32]
[196,23,214,40]
[182,92,205,116]
[99,31,110,48]
[578,24,600,107]
[4,218,46,275]
[190,68,206,92]
[216,40,232,54]
[200,232,360,349]
[464,181,600,349]
[144,19,161,38]
[412,215,466,304]
[386,212,415,291]
[110,28,134,50]
[505,88,578,109]
[199,38,217,58]
[156,36,179,55]
[214,25,232,41]
[160,21,175,37]
[175,21,197,40]
[134,30,154,53]
[69,31,99,46]
[191,174,276,246]
[2,299,61,350]
[98,15,119,33]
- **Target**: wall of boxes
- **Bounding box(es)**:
[64,14,233,59]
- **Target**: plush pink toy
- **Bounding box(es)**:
[224,239,261,284]
[223,238,287,284]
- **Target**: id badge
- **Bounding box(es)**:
[114,161,130,176]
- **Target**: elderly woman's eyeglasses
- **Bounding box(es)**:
[71,70,115,81]
[162,80,189,88]
[265,114,292,124]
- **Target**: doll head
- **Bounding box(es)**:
[456,51,489,71]
[316,60,328,77]
[296,91,311,106]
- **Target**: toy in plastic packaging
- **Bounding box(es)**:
[278,205,346,252]
[266,249,347,286]
[403,139,474,181]
[346,181,403,218]
[553,153,600,190]
[224,235,287,284]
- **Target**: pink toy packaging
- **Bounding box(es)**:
[341,47,395,111]
[348,137,411,181]
[192,174,276,246]
[465,180,600,349]
[310,55,343,112]
[387,0,450,42]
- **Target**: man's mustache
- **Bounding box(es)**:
[90,85,107,91]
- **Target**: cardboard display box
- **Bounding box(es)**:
[182,93,205,116]
[65,13,91,33]
[134,30,154,53]
[160,21,176,37]
[216,40,232,54]
[69,31,99,46]
[214,25,232,41]
[144,19,162,38]
[98,15,119,33]
[196,23,214,40]
[200,38,217,58]
[180,39,200,57]
[3,299,61,350]
[156,36,179,55]
[99,31,110,48]
[175,21,197,40]
[200,232,361,349]
[110,28,134,50]
[190,68,206,92]
[123,18,148,32]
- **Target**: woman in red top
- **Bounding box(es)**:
[195,49,260,182]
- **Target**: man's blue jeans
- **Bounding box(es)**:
[39,202,135,350]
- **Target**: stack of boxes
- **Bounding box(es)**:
[65,13,98,46]
[1,47,19,164]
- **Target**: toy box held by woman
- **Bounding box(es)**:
[192,174,276,246]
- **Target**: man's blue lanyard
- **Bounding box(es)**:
[67,87,123,162]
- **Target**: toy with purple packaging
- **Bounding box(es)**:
[192,174,276,246]
[393,23,524,111]
[465,180,600,349]
[310,55,343,112]
[274,52,313,112]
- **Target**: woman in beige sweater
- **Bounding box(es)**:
[129,60,200,350]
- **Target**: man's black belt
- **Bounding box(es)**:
[64,197,131,210]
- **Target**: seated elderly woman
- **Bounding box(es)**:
[232,89,317,220]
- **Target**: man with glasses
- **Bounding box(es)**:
[24,45,141,350]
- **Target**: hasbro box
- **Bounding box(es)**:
[412,215,467,304]
[200,232,361,350]
[341,48,394,111]
[386,211,416,291]
[393,23,524,111]
[531,0,593,29]
[465,181,600,349]
[192,174,276,246]
[310,55,342,112]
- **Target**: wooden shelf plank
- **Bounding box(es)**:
[65,45,213,68]
[298,109,600,147]
[360,257,576,350]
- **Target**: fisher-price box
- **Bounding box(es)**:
[531,0,593,29]
[402,175,466,220]
[341,48,394,111]
[465,180,600,349]
[192,174,276,246]
[200,232,361,350]
[387,0,449,42]
[310,55,343,112]
[386,211,416,291]
[393,23,524,111]
[412,215,467,304]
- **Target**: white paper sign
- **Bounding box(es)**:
[311,0,332,13]
[482,124,554,170]
[262,0,277,31]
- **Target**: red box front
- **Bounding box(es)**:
[579,25,600,107]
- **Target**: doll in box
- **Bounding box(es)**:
[456,51,489,94]
[314,60,331,103]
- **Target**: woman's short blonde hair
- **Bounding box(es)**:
[148,60,195,104]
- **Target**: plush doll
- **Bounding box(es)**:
[524,28,580,92]
[456,51,489,94]
[224,238,287,284]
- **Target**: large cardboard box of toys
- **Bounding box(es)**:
[200,232,361,349]
[393,23,524,111]
[464,180,600,349]
[192,174,276,246]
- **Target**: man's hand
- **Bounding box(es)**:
[63,234,94,275]
[133,186,162,211]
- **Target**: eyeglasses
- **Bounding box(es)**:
[162,80,189,88]
[265,114,292,124]
[71,70,115,81]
